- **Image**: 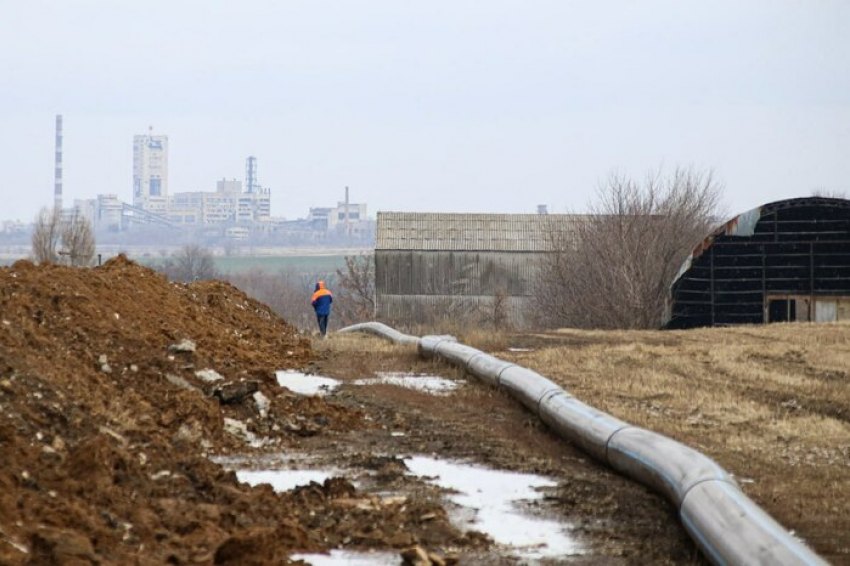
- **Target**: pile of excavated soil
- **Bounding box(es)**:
[0,257,467,565]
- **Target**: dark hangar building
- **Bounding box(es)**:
[664,197,850,329]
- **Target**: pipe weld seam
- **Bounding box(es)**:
[678,477,739,512]
[536,387,568,416]
[464,351,486,374]
[494,363,516,387]
[603,425,635,467]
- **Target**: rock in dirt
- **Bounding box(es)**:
[195,368,225,382]
[164,373,200,392]
[30,528,96,563]
[253,391,270,418]
[213,380,259,405]
[223,418,258,444]
[401,545,432,566]
[168,339,197,354]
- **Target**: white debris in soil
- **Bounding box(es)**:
[292,550,399,566]
[195,368,224,382]
[253,391,270,418]
[276,370,340,396]
[352,373,464,395]
[507,347,535,352]
[223,418,269,448]
[236,469,335,492]
[169,339,197,353]
[405,456,581,560]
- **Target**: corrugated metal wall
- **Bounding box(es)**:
[666,198,850,328]
[376,250,544,327]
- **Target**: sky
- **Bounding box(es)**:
[0,0,848,222]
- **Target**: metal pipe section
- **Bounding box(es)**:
[338,322,829,566]
[337,322,421,346]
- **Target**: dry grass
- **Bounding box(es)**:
[398,321,510,351]
[500,322,850,561]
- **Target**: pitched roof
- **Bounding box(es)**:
[375,212,582,252]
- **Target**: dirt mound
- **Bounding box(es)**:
[0,257,428,565]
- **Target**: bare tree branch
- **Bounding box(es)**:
[161,245,218,282]
[32,208,62,265]
[32,208,96,267]
[334,253,376,325]
[534,166,725,329]
[60,210,96,267]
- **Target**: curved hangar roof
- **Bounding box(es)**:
[664,197,850,329]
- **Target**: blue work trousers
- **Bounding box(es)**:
[316,314,329,336]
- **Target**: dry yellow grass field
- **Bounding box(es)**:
[499,322,849,563]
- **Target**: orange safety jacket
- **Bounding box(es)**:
[311,281,333,315]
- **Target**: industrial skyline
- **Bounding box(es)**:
[1,2,848,224]
[27,122,371,245]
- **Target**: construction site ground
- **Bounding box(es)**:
[309,324,849,566]
[0,259,847,565]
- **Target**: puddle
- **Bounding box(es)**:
[292,550,398,566]
[276,370,340,396]
[353,372,464,395]
[236,469,334,492]
[405,456,580,560]
[275,370,462,397]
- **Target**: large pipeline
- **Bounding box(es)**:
[339,322,830,566]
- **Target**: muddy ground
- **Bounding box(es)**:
[0,259,477,565]
[299,323,848,565]
[1,258,845,565]
[301,335,704,566]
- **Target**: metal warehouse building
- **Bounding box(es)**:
[664,197,850,329]
[375,212,577,328]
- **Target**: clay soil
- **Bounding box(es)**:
[0,258,476,566]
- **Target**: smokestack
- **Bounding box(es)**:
[246,156,257,194]
[54,115,63,212]
[345,186,350,236]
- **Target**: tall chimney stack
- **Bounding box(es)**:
[54,115,63,212]
[345,186,350,236]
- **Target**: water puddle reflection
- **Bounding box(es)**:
[405,456,580,560]
[276,370,340,396]
[235,469,335,492]
[352,372,464,395]
[292,550,398,566]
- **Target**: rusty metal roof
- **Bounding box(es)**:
[375,212,582,251]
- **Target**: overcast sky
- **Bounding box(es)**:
[1,1,848,222]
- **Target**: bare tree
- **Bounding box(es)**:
[162,244,218,282]
[60,210,96,266]
[334,253,376,325]
[32,208,96,267]
[32,208,62,264]
[535,167,725,329]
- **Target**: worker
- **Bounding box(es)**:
[311,281,333,337]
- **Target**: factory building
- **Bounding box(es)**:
[168,178,271,226]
